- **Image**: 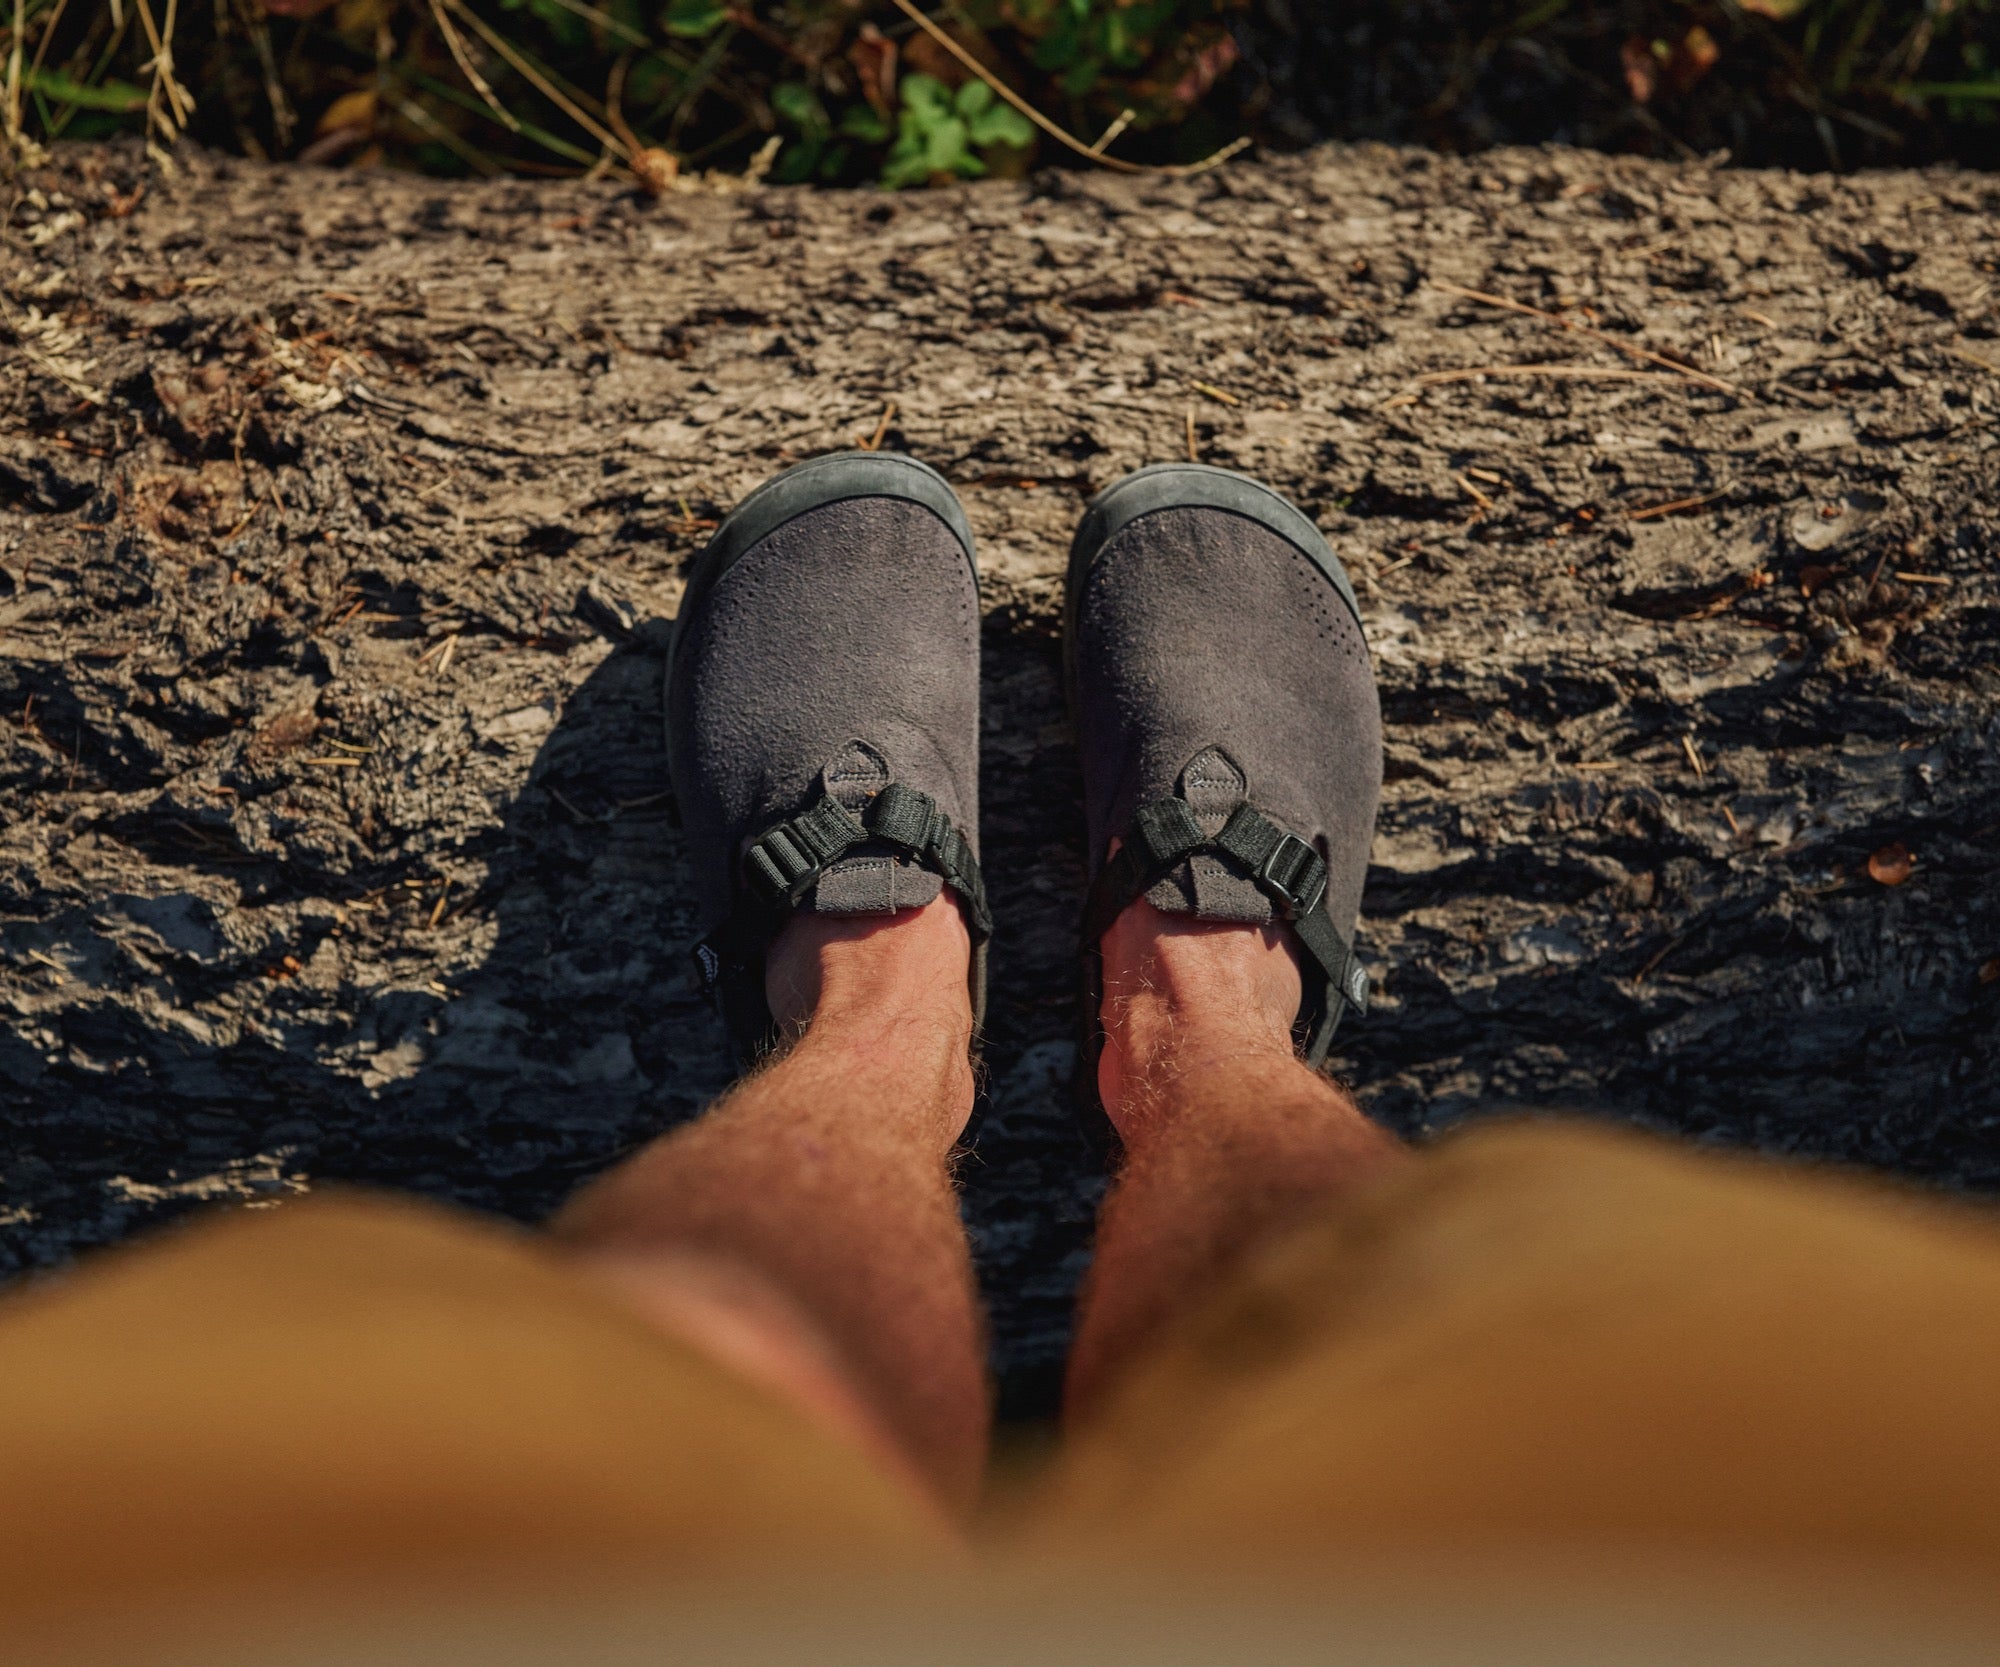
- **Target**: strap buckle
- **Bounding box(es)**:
[1255,830,1328,919]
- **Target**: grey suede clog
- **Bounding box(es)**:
[666,451,988,1070]
[1065,463,1383,1155]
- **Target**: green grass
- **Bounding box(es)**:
[2,0,1995,184]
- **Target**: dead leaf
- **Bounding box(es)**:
[1666,26,1720,95]
[631,148,680,197]
[1867,842,1913,886]
[849,24,899,120]
[1799,564,1835,598]
[1979,958,2000,986]
[1621,37,1659,105]
[254,709,319,754]
[316,89,377,136]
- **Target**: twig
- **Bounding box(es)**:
[1633,935,1683,984]
[887,0,1249,178]
[1408,364,1681,390]
[1087,106,1135,157]
[1433,283,1744,397]
[859,401,896,450]
[1681,733,1706,777]
[1627,484,1733,521]
[1185,406,1198,462]
[1864,546,1892,604]
[1189,379,1240,407]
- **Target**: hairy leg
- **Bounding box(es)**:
[551,895,987,1510]
[1066,900,1408,1415]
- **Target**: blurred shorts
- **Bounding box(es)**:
[6,1120,2000,1645]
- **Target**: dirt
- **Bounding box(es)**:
[3,140,1998,1414]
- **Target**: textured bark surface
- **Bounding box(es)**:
[4,141,1998,1411]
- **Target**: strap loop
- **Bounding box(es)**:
[741,796,867,906]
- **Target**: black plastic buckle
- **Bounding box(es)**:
[1257,831,1328,918]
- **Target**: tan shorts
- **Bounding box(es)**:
[7,1121,2000,1636]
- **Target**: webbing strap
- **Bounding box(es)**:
[1082,797,1368,1060]
[695,783,991,994]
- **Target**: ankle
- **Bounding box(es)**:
[767,893,972,1033]
[1097,899,1305,1139]
[765,895,977,1137]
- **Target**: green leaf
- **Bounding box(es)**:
[901,72,953,119]
[26,68,148,113]
[955,79,995,118]
[773,135,823,183]
[528,0,587,46]
[662,0,728,38]
[926,112,977,173]
[838,103,892,142]
[1033,28,1079,70]
[1061,53,1102,97]
[1898,78,2000,101]
[772,80,829,137]
[881,74,985,188]
[967,99,1032,148]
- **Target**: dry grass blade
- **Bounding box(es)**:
[428,0,519,134]
[132,0,194,142]
[442,0,628,162]
[4,0,26,154]
[887,0,1250,178]
[388,89,505,174]
[1434,283,1744,397]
